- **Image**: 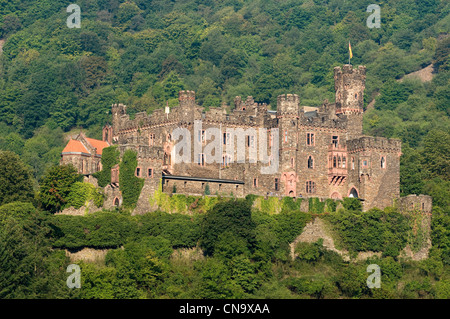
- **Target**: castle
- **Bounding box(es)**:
[61,64,431,213]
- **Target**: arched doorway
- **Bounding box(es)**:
[348,188,358,198]
[330,192,342,200]
[283,172,296,197]
[113,197,120,207]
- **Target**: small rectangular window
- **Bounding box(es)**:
[307,133,314,146]
[148,168,153,178]
[274,178,279,191]
[332,136,339,147]
[136,168,141,177]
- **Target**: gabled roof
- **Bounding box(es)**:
[62,136,110,156]
[84,137,110,155]
[62,139,89,154]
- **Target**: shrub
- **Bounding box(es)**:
[200,199,256,256]
[66,182,104,209]
[39,164,83,213]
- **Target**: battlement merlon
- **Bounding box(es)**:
[347,136,402,153]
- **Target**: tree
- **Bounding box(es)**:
[0,151,34,206]
[38,164,82,213]
[200,199,256,256]
[422,130,450,181]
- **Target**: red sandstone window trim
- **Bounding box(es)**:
[253,178,258,188]
[136,167,141,177]
[307,155,314,169]
[305,181,316,194]
[332,135,339,148]
[307,132,315,146]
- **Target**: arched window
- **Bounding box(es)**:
[338,156,341,168]
[333,156,337,168]
[307,156,313,169]
[381,156,386,169]
[342,157,346,168]
[349,188,358,198]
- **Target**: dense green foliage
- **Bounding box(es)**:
[119,149,144,208]
[38,164,83,213]
[0,151,34,206]
[93,145,120,187]
[0,193,449,299]
[324,207,410,257]
[66,182,104,209]
[200,199,256,256]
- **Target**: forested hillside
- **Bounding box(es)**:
[0,0,449,300]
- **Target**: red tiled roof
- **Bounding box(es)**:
[62,139,89,154]
[85,138,110,155]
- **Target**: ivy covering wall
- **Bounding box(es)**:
[93,145,120,187]
[119,149,144,209]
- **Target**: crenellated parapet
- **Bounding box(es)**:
[347,136,401,154]
[277,94,300,117]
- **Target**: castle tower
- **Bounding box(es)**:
[102,124,113,144]
[179,90,196,122]
[111,103,127,132]
[277,94,300,197]
[334,65,366,140]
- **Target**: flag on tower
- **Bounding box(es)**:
[349,41,353,60]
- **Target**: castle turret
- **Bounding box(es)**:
[334,65,366,140]
[277,94,300,197]
[112,103,127,131]
[179,90,196,121]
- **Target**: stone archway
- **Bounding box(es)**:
[348,187,359,198]
[330,192,342,200]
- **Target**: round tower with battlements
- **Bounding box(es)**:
[334,65,366,140]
